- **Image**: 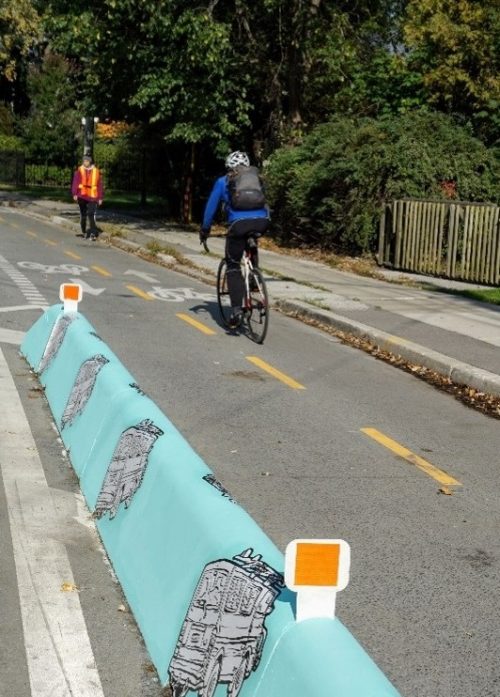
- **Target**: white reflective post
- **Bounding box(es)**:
[59,283,82,314]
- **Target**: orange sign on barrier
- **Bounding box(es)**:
[294,542,341,586]
[285,539,350,621]
[59,283,82,313]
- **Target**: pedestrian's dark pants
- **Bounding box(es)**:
[77,198,98,237]
[225,218,269,309]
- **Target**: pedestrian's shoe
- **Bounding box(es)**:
[90,234,97,241]
[228,310,243,329]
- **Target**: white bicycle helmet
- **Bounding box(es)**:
[225,151,250,169]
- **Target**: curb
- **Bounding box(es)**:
[13,201,500,400]
[276,298,500,399]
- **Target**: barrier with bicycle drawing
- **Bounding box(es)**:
[21,303,401,697]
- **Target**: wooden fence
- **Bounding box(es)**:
[378,199,500,284]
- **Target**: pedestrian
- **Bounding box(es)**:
[71,154,104,240]
[200,151,270,327]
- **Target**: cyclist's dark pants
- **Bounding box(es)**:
[225,218,269,309]
[77,198,98,237]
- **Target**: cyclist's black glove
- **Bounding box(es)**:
[199,228,210,244]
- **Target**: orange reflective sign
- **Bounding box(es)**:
[59,283,82,303]
[62,284,80,300]
[294,542,340,586]
[284,538,350,594]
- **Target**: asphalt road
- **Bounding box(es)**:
[1,208,499,697]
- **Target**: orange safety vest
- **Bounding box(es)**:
[78,166,100,199]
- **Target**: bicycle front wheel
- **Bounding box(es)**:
[216,259,233,328]
[244,268,269,344]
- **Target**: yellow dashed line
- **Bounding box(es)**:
[361,427,462,488]
[44,238,57,246]
[246,356,306,390]
[91,265,112,277]
[64,250,82,260]
[176,313,216,336]
[125,284,152,300]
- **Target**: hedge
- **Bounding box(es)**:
[265,111,500,254]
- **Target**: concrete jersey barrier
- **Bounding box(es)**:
[21,304,402,697]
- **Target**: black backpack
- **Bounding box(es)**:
[228,165,266,211]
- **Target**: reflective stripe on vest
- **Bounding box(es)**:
[78,166,99,198]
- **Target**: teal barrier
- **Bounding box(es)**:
[21,305,402,697]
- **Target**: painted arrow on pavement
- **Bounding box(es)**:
[124,270,159,284]
[70,279,106,296]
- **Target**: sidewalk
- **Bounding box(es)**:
[3,191,500,398]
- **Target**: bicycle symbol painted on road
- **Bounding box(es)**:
[18,262,89,276]
[148,286,214,302]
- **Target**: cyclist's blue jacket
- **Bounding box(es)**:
[202,175,269,231]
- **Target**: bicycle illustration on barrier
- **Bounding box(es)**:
[168,548,283,697]
[93,419,164,520]
[61,354,110,429]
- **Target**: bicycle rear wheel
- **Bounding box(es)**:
[244,268,269,344]
[216,259,233,328]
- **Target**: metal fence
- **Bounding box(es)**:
[378,199,500,284]
[0,150,170,202]
[0,150,26,186]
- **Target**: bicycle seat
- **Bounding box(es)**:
[246,237,258,249]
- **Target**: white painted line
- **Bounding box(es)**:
[0,328,25,345]
[0,305,47,313]
[124,269,159,283]
[0,253,49,306]
[0,349,105,697]
[69,278,105,296]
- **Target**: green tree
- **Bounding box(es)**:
[404,0,500,142]
[21,51,79,165]
[40,1,412,148]
[0,0,40,82]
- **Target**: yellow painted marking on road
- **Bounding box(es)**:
[387,335,409,346]
[44,238,57,246]
[91,265,112,277]
[246,356,306,390]
[26,231,37,237]
[125,284,153,300]
[64,250,82,260]
[361,428,462,487]
[176,313,216,336]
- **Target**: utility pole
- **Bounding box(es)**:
[81,116,99,158]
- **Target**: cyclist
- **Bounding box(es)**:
[200,151,270,327]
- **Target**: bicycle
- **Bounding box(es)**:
[204,237,269,344]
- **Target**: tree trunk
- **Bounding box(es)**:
[182,143,195,224]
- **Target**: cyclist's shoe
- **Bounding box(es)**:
[228,310,243,329]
